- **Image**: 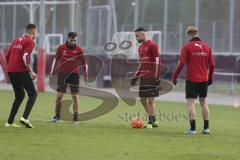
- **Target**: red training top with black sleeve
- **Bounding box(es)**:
[134,40,161,78]
[6,35,35,72]
[172,37,215,82]
[53,43,87,75]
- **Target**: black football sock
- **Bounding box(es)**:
[55,102,61,118]
[56,110,61,118]
[148,116,154,124]
[204,120,209,129]
[73,112,78,121]
[153,115,156,122]
[190,119,196,131]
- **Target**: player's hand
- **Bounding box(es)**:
[208,79,212,86]
[172,79,177,85]
[130,77,138,86]
[153,77,160,85]
[50,70,56,76]
[30,71,36,80]
[84,74,88,81]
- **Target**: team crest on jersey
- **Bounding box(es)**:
[13,44,23,49]
[63,50,67,56]
[138,47,148,54]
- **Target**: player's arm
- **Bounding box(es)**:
[79,49,88,80]
[208,49,215,85]
[151,44,161,76]
[23,42,36,80]
[50,46,61,75]
[150,44,161,84]
[172,46,187,85]
[6,43,14,64]
[6,49,11,64]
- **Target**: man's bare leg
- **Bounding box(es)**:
[199,97,209,131]
[148,98,156,116]
[187,98,196,131]
[140,98,149,115]
[72,93,79,122]
[148,97,158,127]
[55,92,64,118]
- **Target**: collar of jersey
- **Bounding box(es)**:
[143,39,151,44]
[23,34,31,39]
[190,37,201,42]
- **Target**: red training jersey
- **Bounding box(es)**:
[54,43,87,74]
[6,35,35,72]
[135,40,161,78]
[172,37,215,82]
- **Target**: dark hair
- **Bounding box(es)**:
[68,32,77,38]
[26,23,37,33]
[135,27,147,32]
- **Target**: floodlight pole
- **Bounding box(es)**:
[29,4,34,23]
[51,5,57,33]
[195,0,199,28]
[39,0,45,48]
[133,0,139,29]
[229,0,235,53]
[211,21,216,52]
[110,0,117,33]
[163,0,168,54]
[12,0,16,39]
[1,6,5,43]
[70,0,75,31]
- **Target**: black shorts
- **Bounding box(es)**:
[57,72,80,93]
[139,78,160,98]
[186,80,208,99]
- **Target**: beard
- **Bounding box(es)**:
[68,42,76,46]
[66,41,76,50]
[137,39,144,43]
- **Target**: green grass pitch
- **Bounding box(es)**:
[0,90,239,160]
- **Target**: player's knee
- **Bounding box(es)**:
[56,97,60,102]
[148,98,154,103]
[199,98,206,105]
[15,92,25,102]
[56,93,63,101]
[29,91,37,101]
[140,98,147,104]
[72,95,79,101]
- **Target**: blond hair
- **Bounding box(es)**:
[186,26,199,36]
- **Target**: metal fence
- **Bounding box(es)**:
[0,0,240,54]
[121,21,240,54]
